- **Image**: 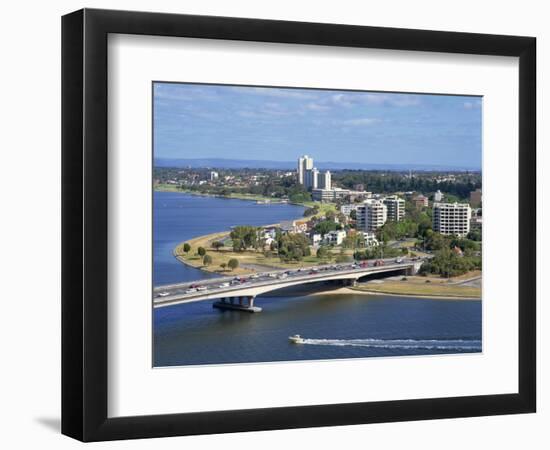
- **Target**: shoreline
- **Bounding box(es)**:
[160,189,481,299]
[339,287,479,300]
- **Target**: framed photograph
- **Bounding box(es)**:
[62,8,536,441]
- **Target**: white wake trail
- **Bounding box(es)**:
[299,338,481,350]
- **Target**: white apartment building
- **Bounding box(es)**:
[434,190,444,202]
[209,171,219,181]
[356,199,388,232]
[317,170,331,190]
[304,167,319,190]
[432,202,472,236]
[383,195,405,221]
[297,155,313,185]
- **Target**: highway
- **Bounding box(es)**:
[153,257,425,308]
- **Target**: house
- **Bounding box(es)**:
[324,230,347,246]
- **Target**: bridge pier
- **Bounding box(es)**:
[213,296,262,313]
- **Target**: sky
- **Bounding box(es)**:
[153,82,482,169]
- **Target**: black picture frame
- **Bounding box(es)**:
[62,8,536,442]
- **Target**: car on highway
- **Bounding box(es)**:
[156,292,170,298]
[395,258,404,263]
[185,288,197,294]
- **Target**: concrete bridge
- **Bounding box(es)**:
[153,258,424,312]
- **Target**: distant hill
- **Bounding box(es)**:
[154,158,480,172]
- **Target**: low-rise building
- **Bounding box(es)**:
[360,232,379,247]
[434,190,444,202]
[280,220,307,234]
[433,202,471,236]
[324,230,347,246]
[311,233,323,247]
[413,194,429,209]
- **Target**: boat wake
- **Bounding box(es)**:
[298,338,481,351]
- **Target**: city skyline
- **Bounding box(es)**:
[153,83,483,170]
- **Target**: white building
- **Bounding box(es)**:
[356,199,388,232]
[297,155,313,185]
[433,202,472,236]
[340,204,359,216]
[324,230,347,246]
[383,195,405,221]
[209,171,219,181]
[360,232,379,247]
[311,233,323,247]
[312,187,351,202]
[304,167,319,190]
[434,190,444,202]
[317,170,331,190]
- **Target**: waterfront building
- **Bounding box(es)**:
[470,188,482,207]
[209,171,219,181]
[297,154,314,185]
[434,190,444,202]
[412,194,429,209]
[324,230,347,246]
[356,199,388,232]
[433,202,472,236]
[383,195,405,221]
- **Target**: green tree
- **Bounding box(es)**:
[228,258,239,271]
[197,246,206,257]
[212,241,224,251]
[220,262,227,271]
[314,220,339,235]
[202,254,212,266]
[316,245,330,260]
[183,243,191,253]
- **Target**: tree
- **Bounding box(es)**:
[277,233,311,262]
[220,262,227,271]
[228,258,239,271]
[183,243,191,253]
[230,226,261,251]
[202,254,212,266]
[313,220,339,235]
[197,246,206,257]
[212,241,224,251]
[316,245,331,260]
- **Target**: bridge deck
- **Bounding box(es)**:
[153,258,424,309]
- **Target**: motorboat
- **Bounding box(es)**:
[288,334,306,344]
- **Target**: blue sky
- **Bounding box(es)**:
[153,83,482,169]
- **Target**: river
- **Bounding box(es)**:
[153,191,482,367]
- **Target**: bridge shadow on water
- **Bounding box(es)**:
[256,268,407,299]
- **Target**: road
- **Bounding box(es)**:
[153,257,425,307]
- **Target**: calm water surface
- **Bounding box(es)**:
[153,191,481,367]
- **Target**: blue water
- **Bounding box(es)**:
[153,191,305,285]
[153,191,482,367]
